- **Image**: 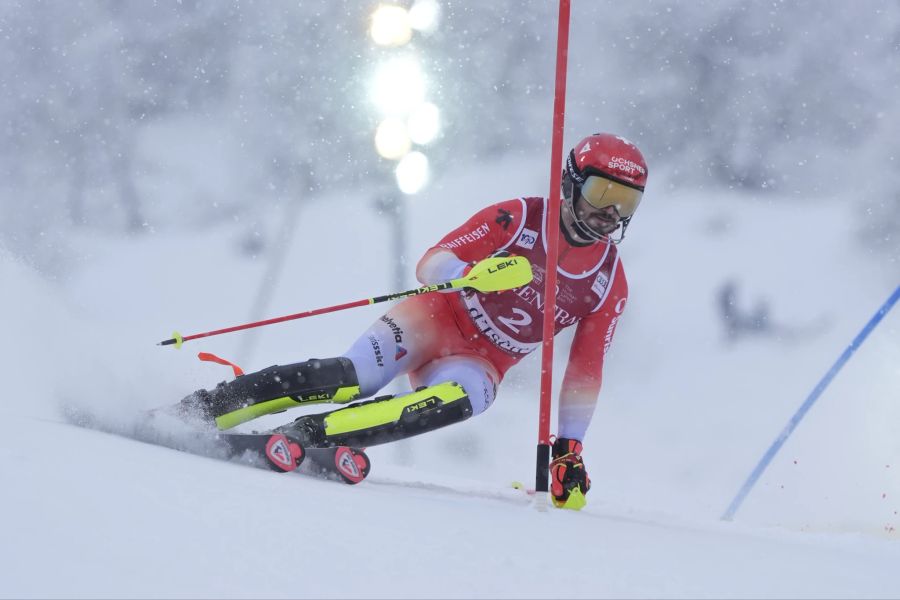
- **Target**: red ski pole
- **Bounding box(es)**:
[157,255,533,348]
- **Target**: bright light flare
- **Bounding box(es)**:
[370,5,412,47]
[407,102,441,145]
[374,118,412,160]
[370,56,426,116]
[409,0,441,34]
[395,151,430,194]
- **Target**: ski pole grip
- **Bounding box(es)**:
[461,256,533,293]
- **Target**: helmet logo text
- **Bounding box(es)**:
[608,156,646,177]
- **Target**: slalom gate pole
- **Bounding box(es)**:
[157,255,533,348]
[721,283,900,521]
[535,0,571,507]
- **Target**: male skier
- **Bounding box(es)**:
[178,133,648,509]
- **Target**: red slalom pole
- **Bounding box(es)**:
[535,0,571,501]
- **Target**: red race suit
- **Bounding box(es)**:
[415,196,628,440]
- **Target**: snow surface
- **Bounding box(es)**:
[2,156,899,598]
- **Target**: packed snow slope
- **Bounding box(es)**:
[2,156,898,598]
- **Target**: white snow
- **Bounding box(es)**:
[2,157,899,598]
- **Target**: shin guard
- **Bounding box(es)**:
[205,357,361,430]
[281,382,473,448]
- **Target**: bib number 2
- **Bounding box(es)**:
[497,308,533,334]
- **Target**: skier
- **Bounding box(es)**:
[177,133,648,509]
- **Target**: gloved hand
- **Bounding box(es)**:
[550,437,591,510]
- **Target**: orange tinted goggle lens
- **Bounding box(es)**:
[580,175,643,218]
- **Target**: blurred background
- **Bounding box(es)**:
[2,0,898,273]
[1,1,898,534]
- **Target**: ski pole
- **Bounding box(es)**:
[158,255,533,348]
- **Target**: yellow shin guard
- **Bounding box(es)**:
[281,382,473,448]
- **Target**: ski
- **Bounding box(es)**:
[62,405,371,485]
[204,430,306,472]
[197,430,371,484]
[300,444,371,484]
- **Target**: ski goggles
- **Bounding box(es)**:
[580,175,643,218]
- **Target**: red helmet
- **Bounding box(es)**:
[562,133,648,242]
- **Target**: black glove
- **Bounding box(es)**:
[550,437,590,510]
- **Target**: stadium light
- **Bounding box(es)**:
[375,117,412,160]
[407,102,440,145]
[369,55,427,117]
[408,0,441,34]
[370,4,413,47]
[367,1,441,182]
[395,151,430,194]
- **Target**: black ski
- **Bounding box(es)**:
[207,430,306,472]
[207,430,371,484]
[62,405,371,485]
